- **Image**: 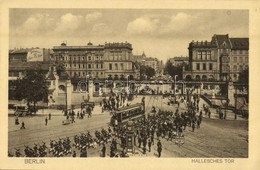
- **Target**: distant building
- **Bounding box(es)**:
[133,52,160,73]
[169,56,189,67]
[9,48,52,63]
[183,34,249,82]
[8,62,49,100]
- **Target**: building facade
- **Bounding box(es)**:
[183,34,249,82]
[133,52,160,73]
[52,41,138,80]
[9,48,52,63]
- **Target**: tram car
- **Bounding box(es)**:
[110,103,145,127]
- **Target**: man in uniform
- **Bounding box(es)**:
[49,113,52,120]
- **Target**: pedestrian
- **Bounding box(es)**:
[20,122,25,129]
[101,143,106,157]
[15,117,19,125]
[77,111,79,119]
[138,136,142,148]
[49,113,51,120]
[72,151,76,157]
[148,139,152,152]
[45,117,48,126]
[167,130,172,141]
[71,116,75,123]
[157,140,162,158]
[192,123,195,132]
[197,119,201,129]
[208,110,211,119]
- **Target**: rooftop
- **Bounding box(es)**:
[212,34,232,48]
[230,38,249,50]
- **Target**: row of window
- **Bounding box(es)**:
[109,63,127,70]
[233,65,248,71]
[9,71,20,77]
[55,55,103,61]
[233,56,248,63]
[69,71,104,77]
[232,50,248,55]
[65,63,104,69]
[196,51,213,60]
[196,63,213,71]
[107,55,130,61]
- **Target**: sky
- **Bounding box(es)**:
[9,9,249,62]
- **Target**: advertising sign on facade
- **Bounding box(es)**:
[27,48,43,62]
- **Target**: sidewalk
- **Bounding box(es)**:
[198,97,246,121]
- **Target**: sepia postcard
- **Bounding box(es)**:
[0,0,260,170]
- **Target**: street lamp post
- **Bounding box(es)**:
[174,75,178,94]
[65,80,68,116]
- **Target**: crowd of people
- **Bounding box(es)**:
[10,85,211,158]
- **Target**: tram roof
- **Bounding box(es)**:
[116,103,142,112]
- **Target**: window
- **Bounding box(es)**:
[109,63,112,70]
[233,65,237,71]
[88,56,91,60]
[233,57,237,63]
[74,64,76,68]
[121,63,124,70]
[203,63,206,70]
[239,50,243,54]
[202,51,206,60]
[196,63,200,70]
[88,64,91,69]
[115,63,118,70]
[82,57,85,60]
[209,63,213,70]
[83,64,85,68]
[96,64,98,69]
[239,65,243,71]
[96,56,99,60]
[101,64,103,69]
[245,57,248,63]
[74,57,76,60]
[206,51,211,60]
[239,57,243,62]
[79,64,80,68]
[70,64,72,68]
[197,51,202,60]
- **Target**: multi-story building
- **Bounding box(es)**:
[52,42,105,79]
[183,34,249,82]
[52,41,138,80]
[229,38,249,81]
[133,52,160,72]
[103,42,138,80]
